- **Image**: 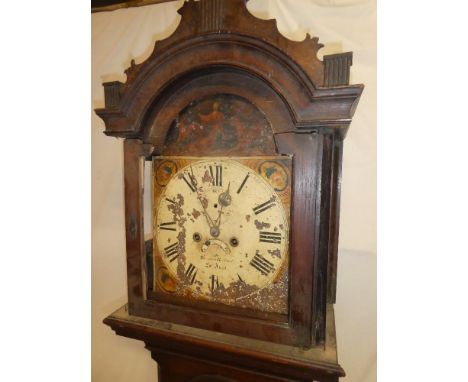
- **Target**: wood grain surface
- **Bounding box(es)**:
[96,0,363,379]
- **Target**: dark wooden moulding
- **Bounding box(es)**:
[96,0,363,380]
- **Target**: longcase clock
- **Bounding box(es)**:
[95,1,363,381]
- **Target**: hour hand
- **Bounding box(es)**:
[215,182,231,229]
[218,182,231,207]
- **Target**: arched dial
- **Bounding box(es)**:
[154,159,289,302]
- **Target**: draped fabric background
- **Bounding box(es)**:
[91,1,376,381]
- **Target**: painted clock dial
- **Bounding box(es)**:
[152,157,291,308]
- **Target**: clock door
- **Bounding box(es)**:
[150,156,292,319]
[145,94,292,321]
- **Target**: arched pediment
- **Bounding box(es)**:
[95,0,363,143]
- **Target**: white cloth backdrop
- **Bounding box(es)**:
[91,1,376,381]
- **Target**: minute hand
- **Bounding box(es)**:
[189,167,216,229]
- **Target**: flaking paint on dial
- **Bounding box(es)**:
[154,159,289,303]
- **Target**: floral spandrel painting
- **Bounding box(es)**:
[162,94,277,156]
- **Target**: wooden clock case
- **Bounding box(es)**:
[95,0,363,380]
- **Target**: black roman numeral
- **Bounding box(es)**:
[259,231,282,244]
[237,174,249,194]
[209,165,222,186]
[253,199,275,215]
[185,263,197,284]
[163,242,179,262]
[249,252,275,276]
[182,174,196,192]
[210,274,219,291]
[158,221,176,231]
